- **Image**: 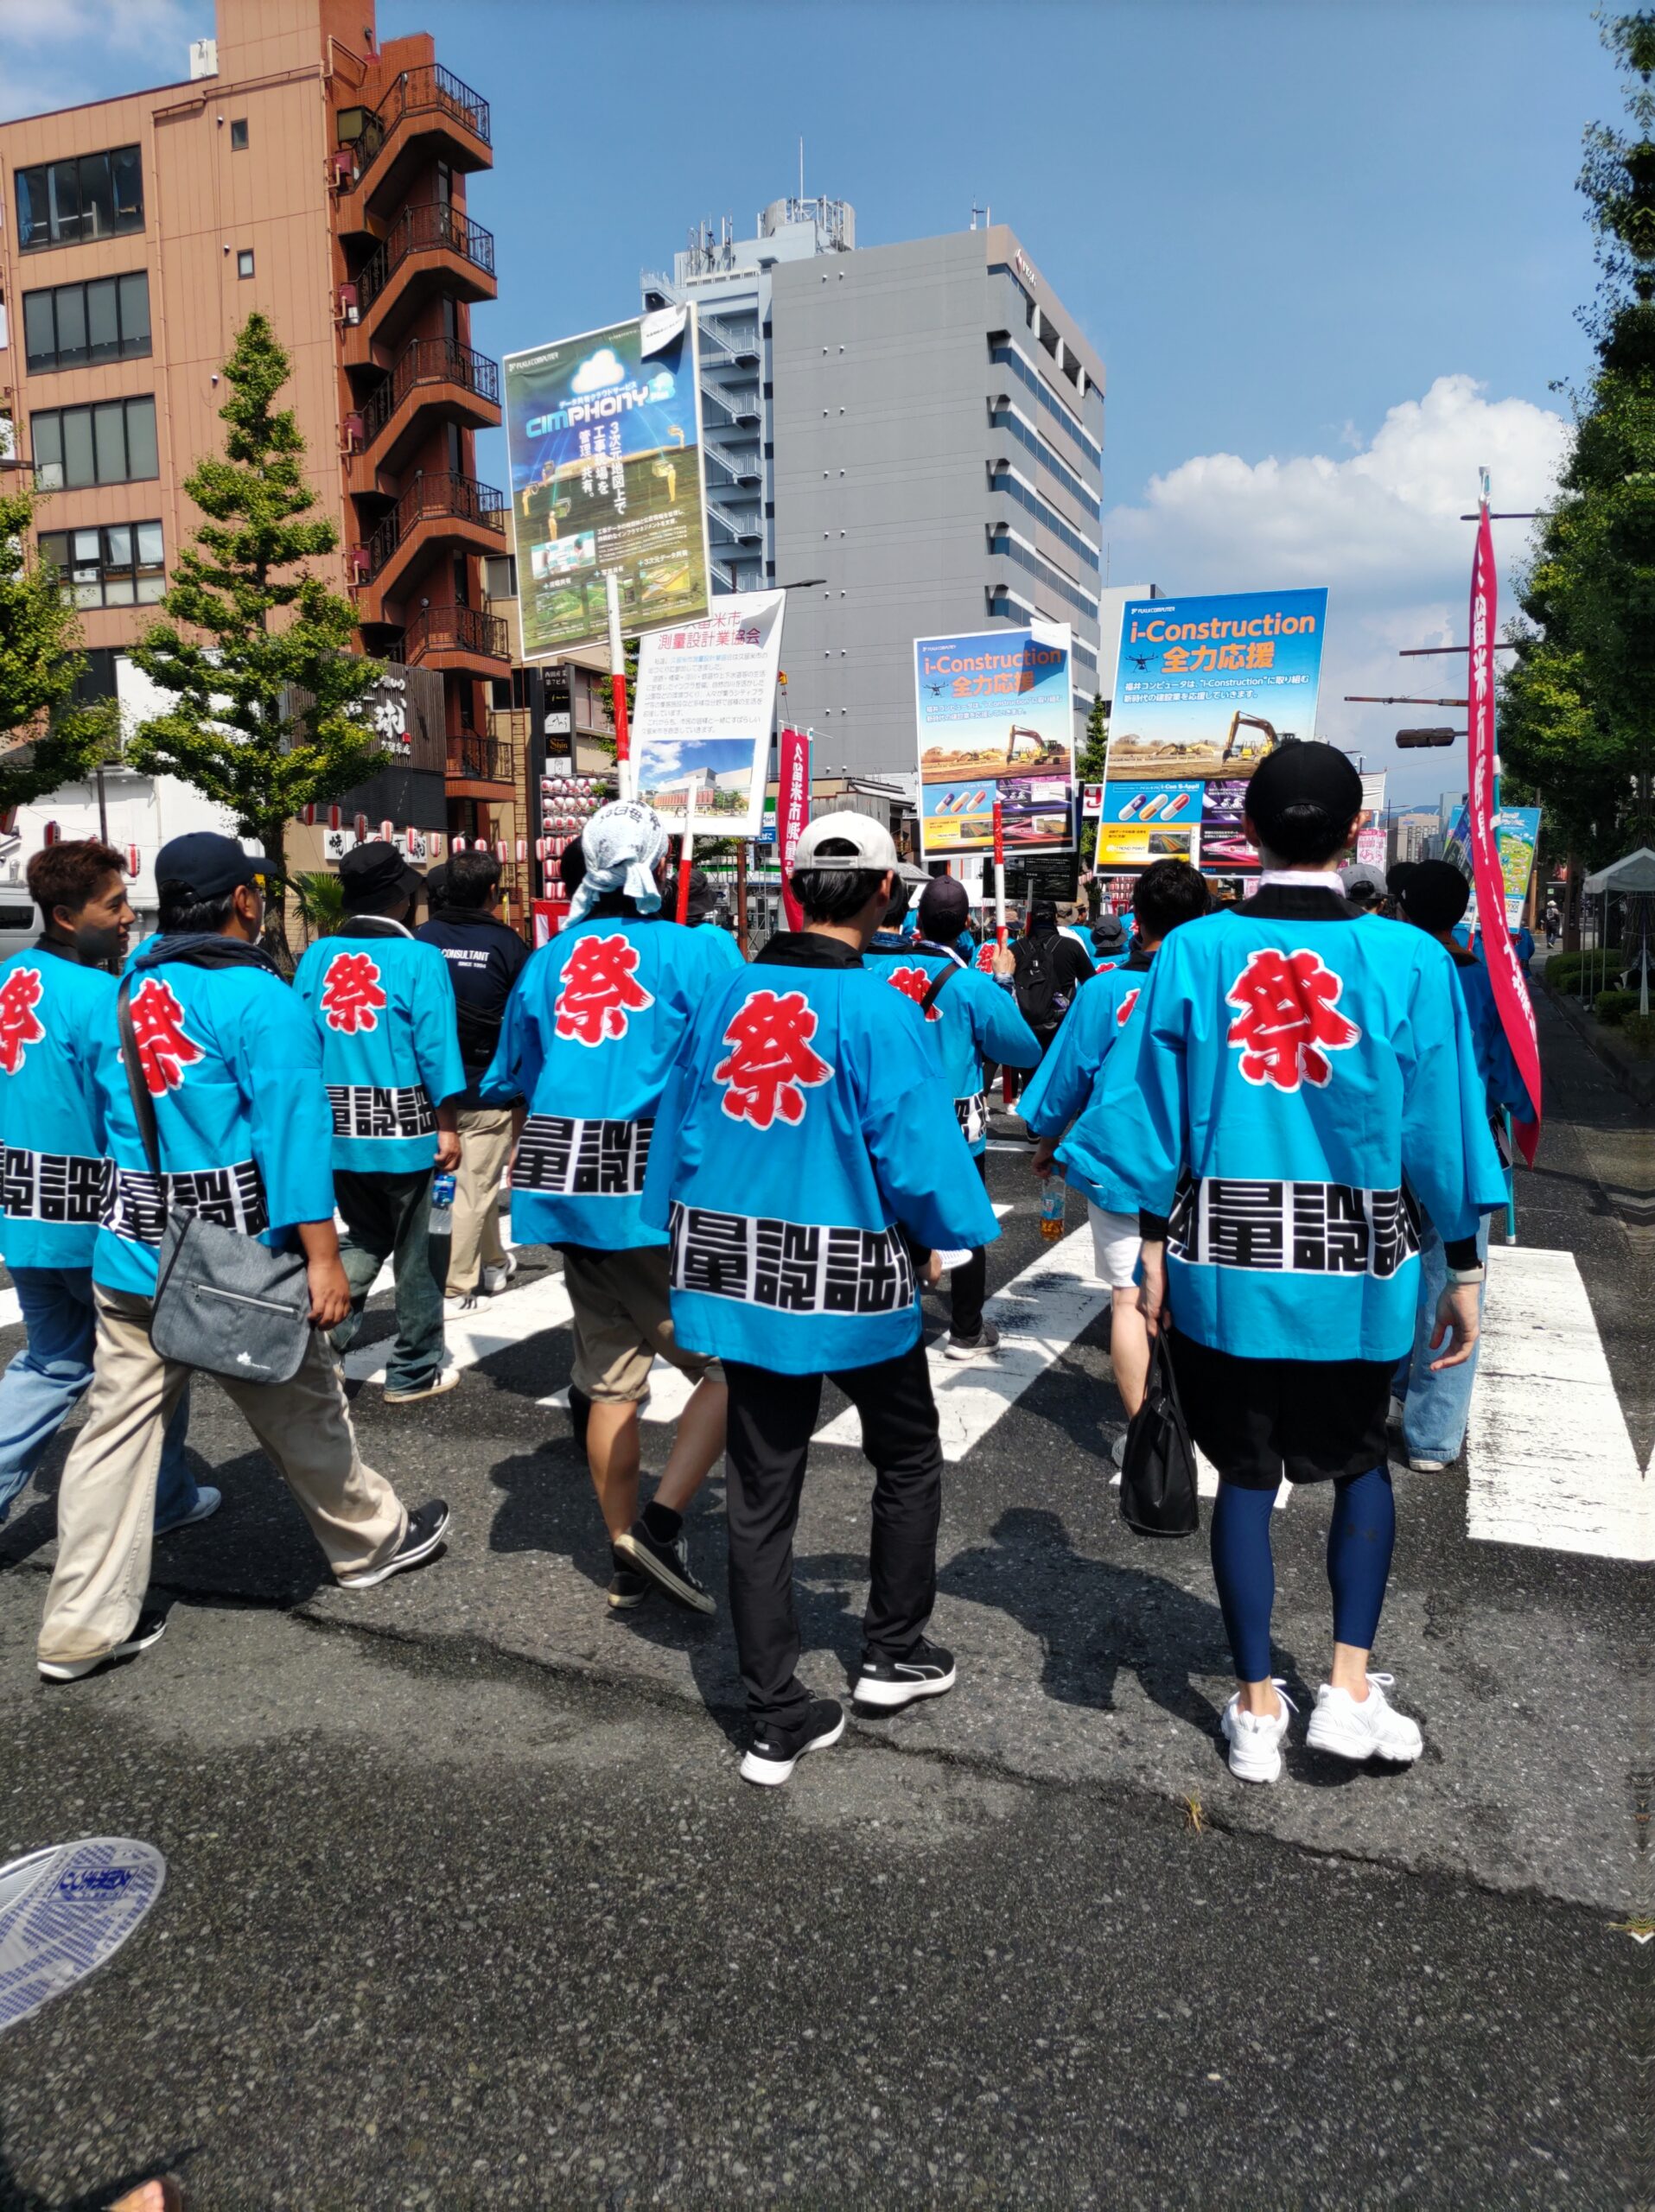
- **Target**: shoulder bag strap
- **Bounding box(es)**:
[117,976,164,1182]
[920,963,958,1014]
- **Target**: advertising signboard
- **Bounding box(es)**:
[1091,779,1201,868]
[1355,772,1388,869]
[630,592,785,837]
[1443,804,1541,929]
[1105,588,1329,783]
[913,626,1075,858]
[503,309,710,659]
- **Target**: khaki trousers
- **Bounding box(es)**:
[38,1286,406,1669]
[445,1105,516,1296]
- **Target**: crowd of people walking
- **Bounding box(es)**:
[0,739,1525,1788]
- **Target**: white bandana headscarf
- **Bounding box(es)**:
[570,799,669,924]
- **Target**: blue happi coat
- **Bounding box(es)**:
[865,935,1040,1154]
[640,938,1001,1372]
[1121,884,1506,1363]
[293,922,465,1174]
[1451,946,1534,1123]
[1018,956,1155,1215]
[0,944,119,1269]
[92,942,339,1295]
[480,909,742,1251]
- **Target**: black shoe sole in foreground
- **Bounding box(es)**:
[336,1503,451,1591]
[613,1529,717,1615]
[739,1708,846,1787]
[852,1661,958,1710]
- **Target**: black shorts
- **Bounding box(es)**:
[1169,1334,1392,1491]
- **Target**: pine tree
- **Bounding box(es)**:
[1499,12,1654,874]
[0,480,120,813]
[127,314,387,959]
[1076,690,1110,869]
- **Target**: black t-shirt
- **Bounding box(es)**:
[414,906,532,1099]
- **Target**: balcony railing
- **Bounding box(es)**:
[350,64,491,187]
[398,603,509,666]
[356,203,495,316]
[360,337,500,449]
[447,734,516,784]
[366,471,506,580]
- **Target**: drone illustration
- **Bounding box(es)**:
[1128,652,1156,673]
[925,682,946,697]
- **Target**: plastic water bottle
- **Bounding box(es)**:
[1040,1179,1066,1243]
[430,1172,455,1236]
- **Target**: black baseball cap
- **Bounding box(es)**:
[339,838,421,906]
[917,874,970,939]
[1400,859,1472,931]
[154,832,263,902]
[1242,743,1364,845]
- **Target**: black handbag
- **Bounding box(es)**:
[1118,1330,1200,1537]
[118,976,313,1387]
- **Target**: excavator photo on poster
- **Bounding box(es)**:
[1104,588,1329,781]
[913,624,1077,857]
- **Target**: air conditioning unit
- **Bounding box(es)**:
[341,410,364,453]
[336,283,360,327]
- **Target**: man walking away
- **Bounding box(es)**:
[415,847,531,1309]
[480,803,741,1616]
[1020,858,1209,1448]
[1011,897,1092,1062]
[37,833,448,1684]
[0,842,209,1539]
[1123,749,1505,1784]
[1392,861,1534,1472]
[867,873,1039,1360]
[643,814,1000,1785]
[295,841,466,1405]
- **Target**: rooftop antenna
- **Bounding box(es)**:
[970,201,985,230]
[799,136,805,204]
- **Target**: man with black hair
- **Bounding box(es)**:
[37,831,449,1684]
[867,871,1039,1358]
[416,846,532,1307]
[1119,747,1505,1786]
[1021,857,1211,1445]
[642,813,1000,1784]
[0,842,207,1540]
[1010,895,1092,1060]
[295,842,466,1403]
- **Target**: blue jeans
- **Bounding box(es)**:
[0,1267,195,1529]
[1393,1217,1489,1464]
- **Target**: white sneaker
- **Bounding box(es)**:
[481,1253,519,1297]
[1408,1454,1450,1472]
[384,1367,461,1406]
[443,1294,481,1319]
[1307,1674,1423,1764]
[1219,1682,1296,1783]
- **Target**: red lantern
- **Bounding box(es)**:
[302,803,316,827]
[430,833,444,859]
[379,818,393,842]
[494,840,508,863]
[353,813,368,842]
[126,843,140,876]
[42,821,59,847]
[328,804,341,832]
[515,838,527,863]
[451,836,467,853]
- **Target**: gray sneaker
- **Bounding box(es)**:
[945,1319,1001,1362]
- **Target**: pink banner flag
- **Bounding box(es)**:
[1467,503,1543,1166]
[778,725,810,933]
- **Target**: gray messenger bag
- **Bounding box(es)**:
[117,976,312,1386]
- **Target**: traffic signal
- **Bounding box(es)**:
[1395,728,1461,748]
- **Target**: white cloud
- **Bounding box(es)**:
[0,0,211,121]
[570,347,625,396]
[1103,376,1571,801]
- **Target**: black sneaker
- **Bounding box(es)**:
[614,1520,716,1614]
[336,1500,450,1590]
[739,1698,845,1787]
[945,1319,1000,1362]
[608,1563,651,1611]
[853,1639,958,1710]
[39,1608,169,1683]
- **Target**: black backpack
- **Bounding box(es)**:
[1014,935,1069,1034]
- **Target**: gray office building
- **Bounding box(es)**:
[644,206,1104,775]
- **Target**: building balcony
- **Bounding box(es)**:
[395,602,511,677]
[343,64,492,219]
[353,203,495,351]
[356,471,506,613]
[447,732,517,796]
[349,337,500,484]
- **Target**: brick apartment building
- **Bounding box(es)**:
[0,0,530,909]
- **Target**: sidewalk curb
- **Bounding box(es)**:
[1537,974,1654,1107]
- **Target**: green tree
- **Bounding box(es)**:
[1076,690,1110,871]
[127,313,387,961]
[1499,11,1654,880]
[0,480,120,813]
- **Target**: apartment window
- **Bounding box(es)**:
[229,118,249,149]
[22,271,150,372]
[39,520,165,607]
[15,144,143,251]
[31,396,158,488]
[236,249,255,279]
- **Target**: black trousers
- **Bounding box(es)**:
[948,1152,990,1340]
[723,1338,944,1727]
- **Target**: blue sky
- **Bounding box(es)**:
[6,0,1614,800]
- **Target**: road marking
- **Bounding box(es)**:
[1467,1244,1650,1563]
[343,1269,572,1385]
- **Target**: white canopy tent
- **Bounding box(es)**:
[1581,847,1653,1015]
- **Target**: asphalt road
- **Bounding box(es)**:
[0,987,1641,2208]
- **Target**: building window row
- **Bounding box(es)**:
[22,270,150,373]
[16,144,143,252]
[990,463,1101,572]
[38,520,165,607]
[989,404,1097,518]
[988,527,1100,625]
[988,341,1102,465]
[32,395,158,488]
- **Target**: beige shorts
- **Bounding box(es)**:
[562,1243,722,1404]
[1088,1203,1142,1292]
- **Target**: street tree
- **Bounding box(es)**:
[0,480,120,813]
[127,313,386,960]
[1500,10,1654,880]
[1076,690,1110,874]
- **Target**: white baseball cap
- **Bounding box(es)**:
[792,811,900,873]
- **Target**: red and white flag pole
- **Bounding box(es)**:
[992,801,1008,948]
